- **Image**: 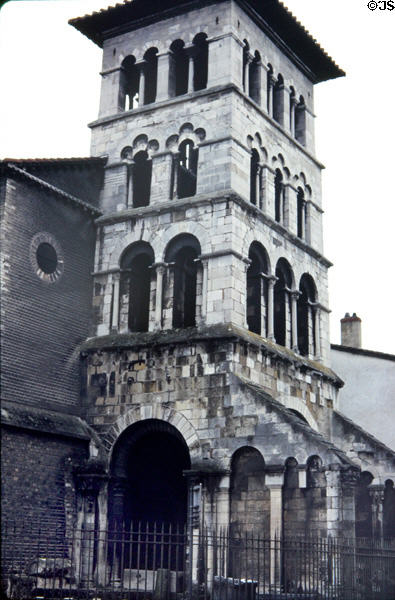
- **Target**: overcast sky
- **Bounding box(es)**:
[1,0,394,354]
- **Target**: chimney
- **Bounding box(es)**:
[340,312,362,348]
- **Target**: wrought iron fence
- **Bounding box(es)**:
[2,521,395,600]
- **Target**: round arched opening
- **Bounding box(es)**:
[110,419,191,528]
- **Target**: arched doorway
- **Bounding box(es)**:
[110,419,191,529]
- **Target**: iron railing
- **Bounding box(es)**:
[2,521,395,600]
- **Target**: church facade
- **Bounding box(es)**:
[1,0,394,595]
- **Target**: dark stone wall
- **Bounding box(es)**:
[1,176,96,413]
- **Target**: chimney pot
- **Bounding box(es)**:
[340,312,362,348]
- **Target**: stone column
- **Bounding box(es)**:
[126,160,135,207]
[255,162,262,208]
[267,276,276,341]
[369,485,385,541]
[200,258,209,320]
[291,290,300,353]
[110,477,127,587]
[187,49,195,93]
[313,304,322,360]
[171,152,180,199]
[243,54,251,95]
[325,465,343,538]
[341,467,359,539]
[156,52,171,102]
[138,61,146,106]
[266,470,284,589]
[111,272,120,332]
[267,74,275,116]
[153,263,166,330]
[184,471,202,594]
[75,472,108,586]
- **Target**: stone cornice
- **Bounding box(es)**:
[88,83,324,170]
[79,322,343,386]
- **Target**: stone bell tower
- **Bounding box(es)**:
[71,0,358,547]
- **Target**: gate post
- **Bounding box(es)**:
[184,470,202,600]
[75,470,108,587]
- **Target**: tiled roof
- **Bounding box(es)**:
[70,0,344,83]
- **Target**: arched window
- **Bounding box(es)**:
[297,273,317,357]
[193,33,208,91]
[274,258,293,347]
[273,74,284,125]
[249,51,261,104]
[274,168,283,223]
[250,149,260,206]
[295,96,306,145]
[120,242,154,332]
[165,234,201,329]
[246,242,269,336]
[132,150,152,207]
[143,47,158,105]
[169,40,188,97]
[119,55,139,111]
[177,139,198,198]
[297,187,306,239]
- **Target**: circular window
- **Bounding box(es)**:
[36,242,58,274]
[30,232,64,283]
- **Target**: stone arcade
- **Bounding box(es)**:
[1,0,395,596]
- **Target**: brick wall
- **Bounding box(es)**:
[1,175,96,412]
[1,426,88,528]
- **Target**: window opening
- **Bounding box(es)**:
[297,274,316,357]
[274,259,292,346]
[120,243,154,333]
[36,242,57,274]
[169,40,188,97]
[250,149,260,206]
[274,169,283,223]
[132,151,152,207]
[249,51,261,104]
[297,187,305,239]
[295,96,306,145]
[246,243,268,336]
[273,74,284,125]
[267,64,273,114]
[193,33,208,91]
[143,48,158,105]
[173,247,198,328]
[177,139,198,198]
[119,56,139,111]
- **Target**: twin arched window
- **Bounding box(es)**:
[118,235,201,334]
[119,49,159,111]
[297,274,317,357]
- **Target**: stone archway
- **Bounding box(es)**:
[109,419,191,529]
